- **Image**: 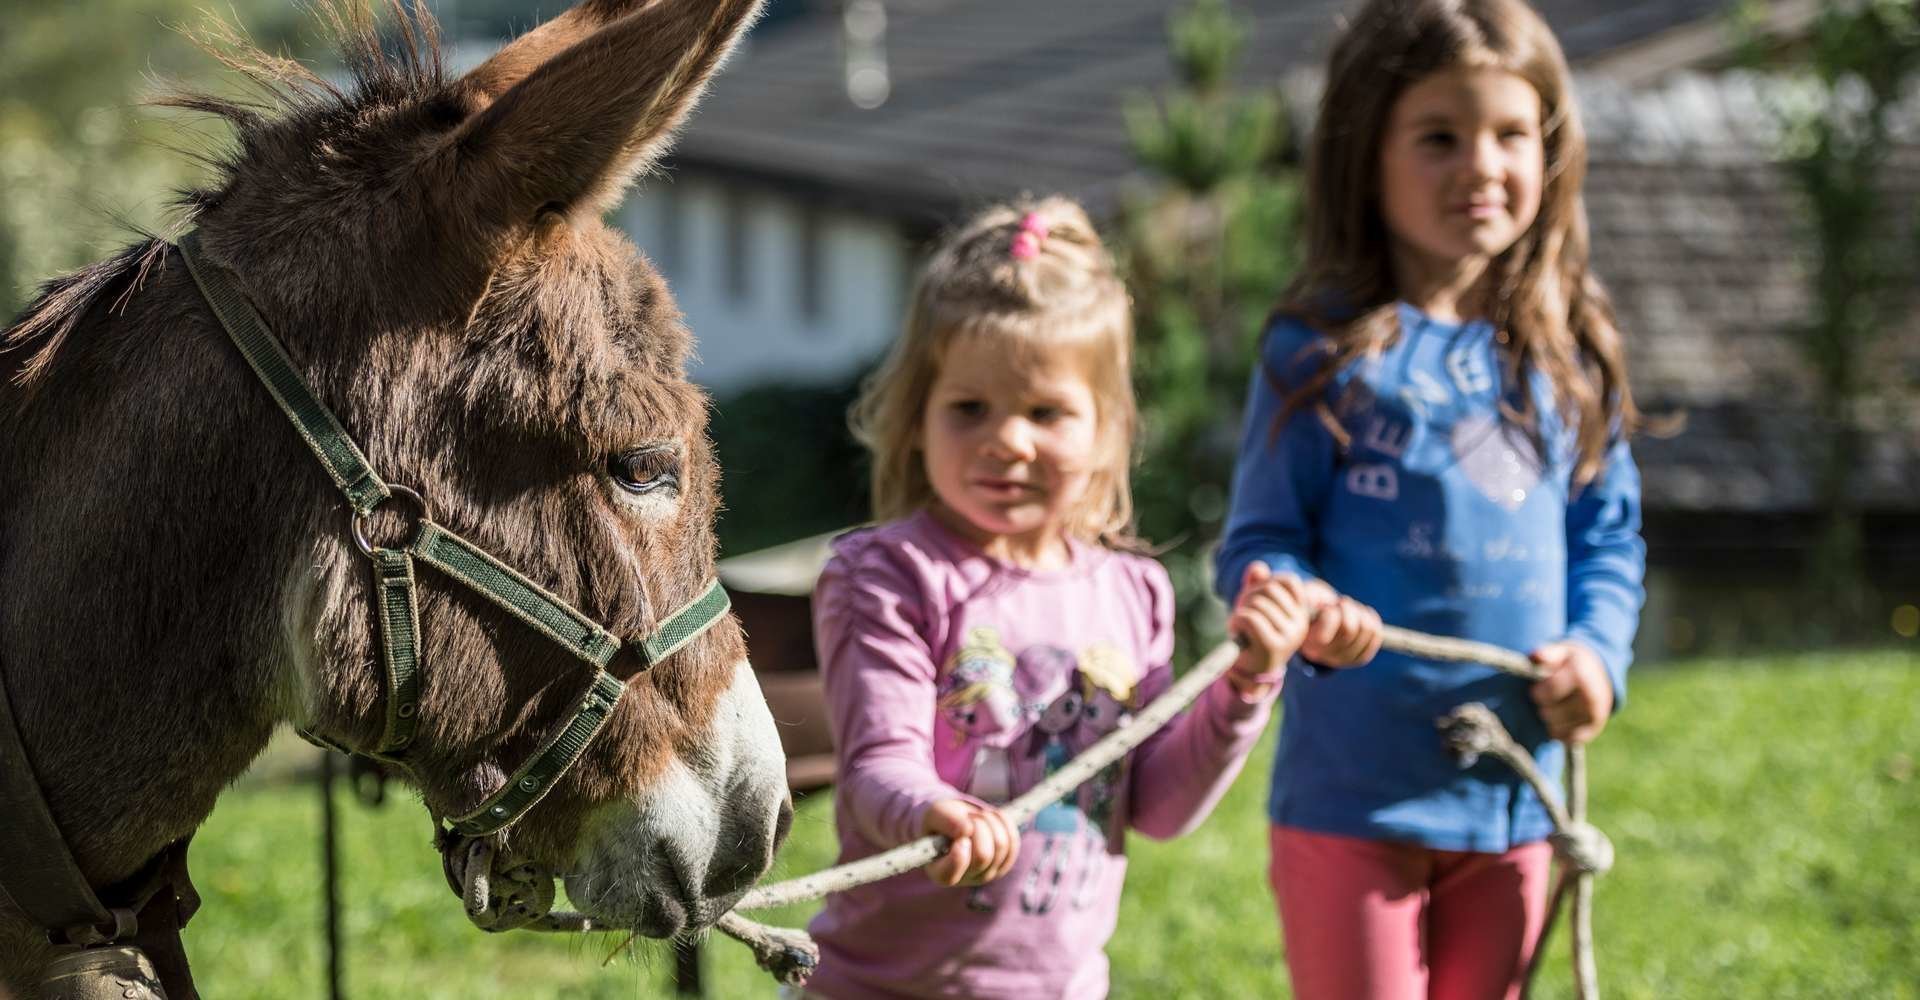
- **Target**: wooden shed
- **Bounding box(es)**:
[718,530,843,793]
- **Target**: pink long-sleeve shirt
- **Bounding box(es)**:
[803,511,1274,1000]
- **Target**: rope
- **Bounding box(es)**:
[1434,704,1605,1000]
[712,912,820,986]
[1570,744,1600,1000]
[735,625,1558,914]
[1380,625,1546,679]
[1420,642,1605,1000]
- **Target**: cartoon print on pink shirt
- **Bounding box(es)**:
[937,627,1023,802]
[1070,644,1138,853]
[1021,672,1087,915]
[938,640,1140,915]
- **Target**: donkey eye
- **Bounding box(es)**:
[608,447,680,496]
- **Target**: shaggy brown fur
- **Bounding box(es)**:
[0,0,773,993]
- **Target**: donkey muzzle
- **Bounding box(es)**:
[563,657,790,936]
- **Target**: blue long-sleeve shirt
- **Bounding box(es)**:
[1216,304,1646,851]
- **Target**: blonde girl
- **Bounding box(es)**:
[799,197,1332,999]
[1216,1,1647,998]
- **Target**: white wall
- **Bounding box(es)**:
[618,174,910,396]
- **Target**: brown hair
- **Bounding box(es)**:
[1279,0,1637,483]
[850,196,1138,544]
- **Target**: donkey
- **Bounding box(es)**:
[0,0,788,994]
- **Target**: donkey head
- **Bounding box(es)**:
[176,0,785,937]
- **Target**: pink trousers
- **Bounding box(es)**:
[1269,825,1553,1000]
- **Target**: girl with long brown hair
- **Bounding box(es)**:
[1214,1,1646,996]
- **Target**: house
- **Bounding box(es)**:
[609,0,1920,658]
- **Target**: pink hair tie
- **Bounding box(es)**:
[1009,211,1050,260]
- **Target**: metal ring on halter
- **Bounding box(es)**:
[350,484,429,556]
[53,907,138,948]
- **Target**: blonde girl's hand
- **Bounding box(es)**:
[921,798,1021,887]
[1225,562,1313,701]
[1296,578,1384,669]
[1529,640,1615,743]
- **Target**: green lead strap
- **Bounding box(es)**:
[636,579,731,668]
[448,672,628,837]
[176,231,390,515]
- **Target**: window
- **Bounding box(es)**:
[724,188,751,305]
[654,189,685,277]
[796,206,826,327]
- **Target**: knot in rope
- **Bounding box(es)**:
[1434,702,1507,767]
[1548,821,1614,876]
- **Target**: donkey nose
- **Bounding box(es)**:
[702,792,792,902]
[773,794,795,848]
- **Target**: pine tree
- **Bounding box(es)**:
[1120,0,1301,661]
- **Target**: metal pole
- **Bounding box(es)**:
[321,750,345,1000]
[673,937,703,996]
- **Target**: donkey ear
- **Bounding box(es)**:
[455,0,650,103]
[434,0,763,224]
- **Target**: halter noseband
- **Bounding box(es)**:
[176,230,731,839]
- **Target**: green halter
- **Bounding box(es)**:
[177,231,730,838]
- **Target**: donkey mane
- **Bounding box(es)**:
[3,239,166,397]
[3,1,451,398]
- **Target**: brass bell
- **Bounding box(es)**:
[38,945,168,1000]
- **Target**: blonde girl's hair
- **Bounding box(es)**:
[1278,0,1639,484]
[850,196,1138,545]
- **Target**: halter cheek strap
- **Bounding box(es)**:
[177,230,730,838]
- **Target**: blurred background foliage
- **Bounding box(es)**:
[0,1,302,320]
[708,378,870,555]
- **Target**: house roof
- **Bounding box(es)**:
[671,0,1738,221]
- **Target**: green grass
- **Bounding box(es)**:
[184,651,1918,998]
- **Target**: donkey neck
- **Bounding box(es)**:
[1,249,331,884]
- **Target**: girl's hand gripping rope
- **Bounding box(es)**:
[1295,576,1385,670]
[1224,562,1315,700]
[1227,563,1382,701]
[1528,640,1614,743]
[919,798,1021,887]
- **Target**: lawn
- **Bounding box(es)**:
[182,651,1918,998]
